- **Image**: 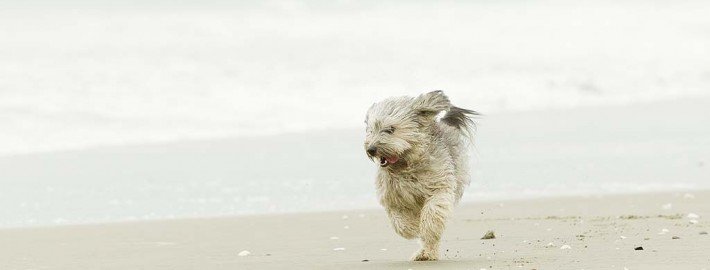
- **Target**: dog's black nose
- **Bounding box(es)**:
[366,147,377,156]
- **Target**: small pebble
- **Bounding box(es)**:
[700,231,708,235]
[341,215,349,220]
[380,248,388,251]
[620,236,627,239]
[546,242,556,247]
[238,250,251,256]
[634,246,644,251]
[690,220,699,224]
[361,259,369,262]
[481,230,496,240]
[329,236,339,240]
[343,225,350,229]
[560,245,571,250]
[333,247,345,251]
[661,203,672,210]
[672,236,680,239]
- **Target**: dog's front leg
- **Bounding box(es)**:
[386,208,419,239]
[412,192,453,261]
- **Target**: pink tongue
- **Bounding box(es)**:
[386,156,399,164]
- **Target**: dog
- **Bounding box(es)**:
[364,90,477,261]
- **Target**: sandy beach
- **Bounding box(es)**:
[1,191,707,269]
[2,1,710,269]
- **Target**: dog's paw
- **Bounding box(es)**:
[411,248,438,261]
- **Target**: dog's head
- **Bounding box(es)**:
[364,90,451,168]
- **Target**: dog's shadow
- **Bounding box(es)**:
[361,258,488,269]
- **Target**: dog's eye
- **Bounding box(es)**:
[383,127,395,134]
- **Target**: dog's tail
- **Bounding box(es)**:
[441,106,479,140]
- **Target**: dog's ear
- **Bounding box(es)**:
[411,90,451,120]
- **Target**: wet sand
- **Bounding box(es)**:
[1,191,708,269]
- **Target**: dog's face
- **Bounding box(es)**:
[364,91,451,168]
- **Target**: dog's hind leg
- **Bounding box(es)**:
[412,192,453,261]
[386,208,419,239]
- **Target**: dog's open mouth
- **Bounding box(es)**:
[379,156,399,167]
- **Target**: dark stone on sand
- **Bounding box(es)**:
[700,231,708,235]
[672,236,680,239]
[361,259,369,262]
[481,230,496,240]
[634,246,644,250]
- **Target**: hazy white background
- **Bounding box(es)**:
[0,0,709,227]
[2,0,709,156]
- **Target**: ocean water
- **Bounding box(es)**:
[1,1,709,227]
[1,0,709,156]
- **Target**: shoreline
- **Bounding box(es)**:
[1,190,708,269]
[0,188,702,231]
[0,96,708,228]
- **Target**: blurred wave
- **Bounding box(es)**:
[1,0,709,156]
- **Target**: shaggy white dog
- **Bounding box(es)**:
[364,90,476,261]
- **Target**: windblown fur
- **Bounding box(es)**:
[364,90,477,261]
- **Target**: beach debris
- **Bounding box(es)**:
[546,242,556,247]
[333,247,346,251]
[683,193,695,199]
[634,246,644,251]
[658,214,683,219]
[661,203,672,210]
[560,245,572,250]
[341,215,349,220]
[700,231,708,235]
[238,250,251,256]
[687,213,700,219]
[481,230,496,240]
[690,220,699,224]
[672,236,680,239]
[620,236,627,239]
[329,236,339,240]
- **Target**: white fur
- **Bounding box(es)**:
[364,91,475,261]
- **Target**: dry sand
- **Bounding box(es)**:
[1,191,708,269]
